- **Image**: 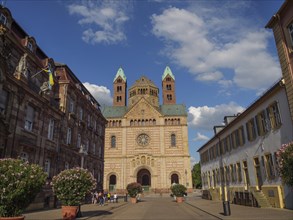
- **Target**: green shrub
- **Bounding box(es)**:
[170,183,187,197]
[0,158,47,217]
[51,167,96,206]
[126,182,142,198]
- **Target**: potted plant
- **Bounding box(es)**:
[51,167,96,219]
[0,158,47,219]
[170,183,187,203]
[126,182,142,203]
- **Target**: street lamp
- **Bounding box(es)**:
[77,144,88,218]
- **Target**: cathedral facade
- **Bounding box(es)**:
[102,67,192,194]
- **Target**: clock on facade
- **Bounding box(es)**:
[137,133,149,146]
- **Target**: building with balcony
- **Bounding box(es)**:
[0,6,106,210]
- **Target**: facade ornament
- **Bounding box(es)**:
[14,53,27,80]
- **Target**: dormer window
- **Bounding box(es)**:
[27,42,33,52]
[0,13,7,25]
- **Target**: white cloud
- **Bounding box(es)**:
[83,82,112,107]
[188,102,245,130]
[193,132,209,142]
[68,1,130,44]
[190,156,198,168]
[151,5,281,92]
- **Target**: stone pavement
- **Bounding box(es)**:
[24,192,293,220]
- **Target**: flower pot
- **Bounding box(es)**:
[130,197,137,204]
[176,197,184,203]
[0,217,25,220]
[61,206,78,220]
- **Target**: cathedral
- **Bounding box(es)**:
[102,66,192,194]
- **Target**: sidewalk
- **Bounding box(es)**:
[185,193,293,220]
[23,194,293,220]
[24,202,128,220]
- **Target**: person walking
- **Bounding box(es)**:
[113,193,118,203]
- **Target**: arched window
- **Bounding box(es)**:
[111,136,116,148]
[171,134,176,147]
[109,175,117,192]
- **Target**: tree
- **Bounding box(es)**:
[276,142,293,187]
[192,162,202,189]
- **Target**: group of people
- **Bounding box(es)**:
[91,191,118,205]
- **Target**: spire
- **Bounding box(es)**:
[162,66,175,81]
[113,67,127,82]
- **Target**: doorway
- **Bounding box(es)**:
[137,169,151,192]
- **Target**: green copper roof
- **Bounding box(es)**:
[102,106,127,118]
[113,67,127,82]
[102,104,186,118]
[160,104,186,116]
[162,66,175,81]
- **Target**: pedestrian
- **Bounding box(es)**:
[107,192,111,203]
[98,192,104,206]
[113,192,118,203]
[91,192,96,204]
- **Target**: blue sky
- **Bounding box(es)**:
[5,0,284,166]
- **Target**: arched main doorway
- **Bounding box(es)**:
[171,173,179,184]
[137,168,151,192]
[109,174,116,192]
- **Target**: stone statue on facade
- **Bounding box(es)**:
[14,53,27,80]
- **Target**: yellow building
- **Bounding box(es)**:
[102,67,192,194]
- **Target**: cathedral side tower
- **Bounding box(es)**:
[113,67,127,106]
[162,66,176,105]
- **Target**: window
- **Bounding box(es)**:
[268,102,282,129]
[87,114,91,127]
[116,96,122,102]
[27,42,33,52]
[167,94,172,100]
[111,136,116,148]
[265,154,275,179]
[65,162,69,170]
[237,162,242,182]
[171,134,176,147]
[79,107,83,120]
[166,84,172,90]
[98,145,102,158]
[77,133,81,148]
[24,105,34,131]
[246,118,257,141]
[20,152,28,162]
[68,97,74,113]
[44,159,50,176]
[256,110,269,136]
[239,126,245,146]
[66,128,72,144]
[93,143,96,155]
[0,90,8,115]
[48,118,54,140]
[0,13,7,25]
[117,86,122,92]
